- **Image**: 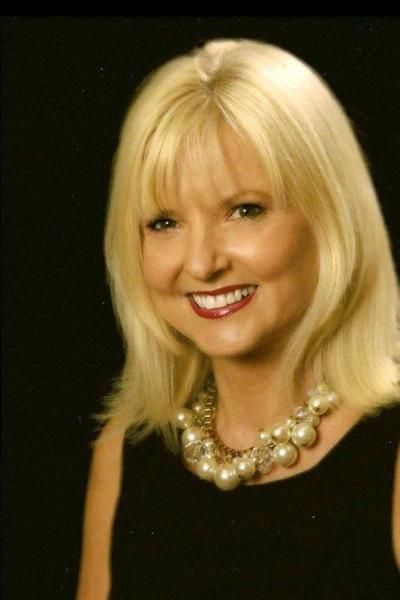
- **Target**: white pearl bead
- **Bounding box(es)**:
[214,463,241,491]
[181,426,203,447]
[326,391,339,407]
[271,424,291,443]
[175,409,194,429]
[191,401,205,415]
[272,442,298,467]
[285,417,296,428]
[233,457,256,480]
[258,429,272,445]
[306,414,320,427]
[316,383,330,394]
[197,458,217,481]
[291,423,317,447]
[308,395,330,415]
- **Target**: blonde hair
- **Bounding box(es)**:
[101,38,399,451]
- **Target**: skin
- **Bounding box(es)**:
[142,129,318,364]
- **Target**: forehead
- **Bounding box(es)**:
[176,126,273,208]
[139,120,286,221]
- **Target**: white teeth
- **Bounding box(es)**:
[193,294,205,307]
[205,296,216,309]
[214,294,226,308]
[192,286,256,310]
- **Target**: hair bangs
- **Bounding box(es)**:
[137,106,245,221]
[207,96,290,211]
[232,120,288,210]
[136,124,181,222]
[178,116,238,195]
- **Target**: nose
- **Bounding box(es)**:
[183,223,230,281]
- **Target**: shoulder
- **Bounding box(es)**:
[384,403,400,569]
[372,402,400,570]
[393,445,400,570]
[76,420,127,600]
[85,420,128,507]
[91,420,127,481]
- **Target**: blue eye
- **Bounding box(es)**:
[231,203,264,219]
[146,218,177,231]
[146,203,264,231]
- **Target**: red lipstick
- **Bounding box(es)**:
[188,287,257,319]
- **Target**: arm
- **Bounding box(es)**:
[75,422,126,600]
[393,445,400,571]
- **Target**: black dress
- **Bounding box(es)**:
[110,404,400,599]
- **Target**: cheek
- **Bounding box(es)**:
[242,224,317,282]
[235,236,301,278]
[142,244,160,290]
[142,242,179,292]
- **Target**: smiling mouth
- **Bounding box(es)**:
[191,285,257,310]
[187,285,258,320]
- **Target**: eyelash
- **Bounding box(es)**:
[145,203,265,232]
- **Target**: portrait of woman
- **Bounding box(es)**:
[75,36,400,599]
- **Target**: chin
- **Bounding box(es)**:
[194,334,266,360]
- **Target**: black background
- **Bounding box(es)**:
[3,16,400,599]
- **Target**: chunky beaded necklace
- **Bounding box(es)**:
[175,378,339,491]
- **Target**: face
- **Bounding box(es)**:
[141,128,318,360]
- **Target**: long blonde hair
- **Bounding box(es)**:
[100,38,399,451]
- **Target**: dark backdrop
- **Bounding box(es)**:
[3,16,400,600]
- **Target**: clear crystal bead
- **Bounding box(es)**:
[202,438,218,459]
[183,440,208,464]
[294,406,311,421]
[250,446,274,474]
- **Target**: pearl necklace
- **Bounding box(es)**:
[175,378,339,491]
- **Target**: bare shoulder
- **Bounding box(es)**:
[90,420,127,485]
[75,420,127,600]
[392,444,400,570]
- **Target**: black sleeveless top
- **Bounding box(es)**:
[110,405,400,599]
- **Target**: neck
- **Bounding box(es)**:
[211,353,314,450]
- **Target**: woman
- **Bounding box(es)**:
[76,39,400,599]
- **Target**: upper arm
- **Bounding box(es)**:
[392,444,400,570]
[76,422,126,600]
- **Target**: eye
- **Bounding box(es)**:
[231,203,265,219]
[146,217,178,232]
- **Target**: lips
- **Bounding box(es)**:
[187,286,258,319]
